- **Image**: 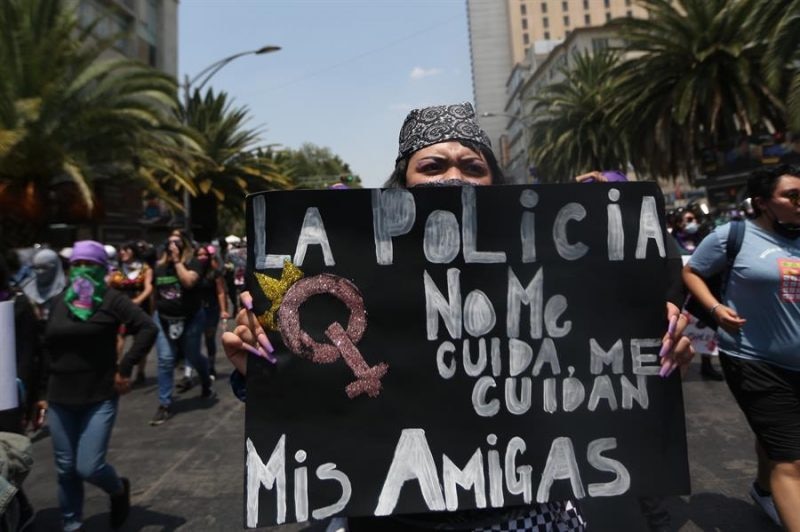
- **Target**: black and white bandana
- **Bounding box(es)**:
[397,102,492,161]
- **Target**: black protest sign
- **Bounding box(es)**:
[243,183,689,528]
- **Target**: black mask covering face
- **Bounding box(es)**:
[767,206,800,240]
[409,179,478,189]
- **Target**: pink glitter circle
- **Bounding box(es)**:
[278,274,367,363]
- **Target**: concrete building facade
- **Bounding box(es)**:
[467,0,647,182]
[74,0,178,76]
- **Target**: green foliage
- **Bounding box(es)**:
[0,0,196,245]
[271,143,361,188]
[525,0,799,184]
[527,50,628,182]
[180,88,292,214]
[608,0,786,181]
[748,0,800,130]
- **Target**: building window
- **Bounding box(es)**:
[544,31,551,39]
[604,0,610,7]
[584,14,591,24]
[562,1,568,11]
[627,9,633,16]
[523,33,530,45]
[543,16,549,28]
[564,15,570,26]
[583,0,589,9]
[541,2,547,13]
[521,3,527,15]
[592,38,609,52]
[606,11,612,21]
[626,0,632,4]
[522,18,528,29]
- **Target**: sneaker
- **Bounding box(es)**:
[110,477,130,528]
[749,481,781,526]
[201,386,217,400]
[149,405,171,426]
[176,376,195,393]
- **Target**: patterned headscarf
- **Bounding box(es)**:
[396,103,492,162]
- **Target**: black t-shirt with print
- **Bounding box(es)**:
[154,258,204,318]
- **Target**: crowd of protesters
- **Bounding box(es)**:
[0,161,797,530]
[0,232,246,531]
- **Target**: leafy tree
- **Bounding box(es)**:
[748,0,800,130]
[278,143,361,188]
[527,50,629,182]
[180,88,292,215]
[610,0,785,182]
[0,0,195,246]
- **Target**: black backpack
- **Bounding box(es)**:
[684,220,746,330]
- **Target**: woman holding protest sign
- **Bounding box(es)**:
[224,103,695,531]
[683,165,800,529]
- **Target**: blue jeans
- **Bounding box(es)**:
[49,399,123,532]
[154,309,210,407]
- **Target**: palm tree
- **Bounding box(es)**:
[0,0,195,246]
[180,88,292,218]
[749,0,800,130]
[527,50,629,183]
[610,0,785,183]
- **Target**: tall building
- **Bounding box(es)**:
[467,0,647,181]
[73,0,178,76]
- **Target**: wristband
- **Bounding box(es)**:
[709,303,722,318]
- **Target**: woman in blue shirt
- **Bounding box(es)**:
[683,164,800,529]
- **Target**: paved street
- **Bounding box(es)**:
[23,355,783,532]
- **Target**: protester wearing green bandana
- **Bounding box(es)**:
[42,240,157,532]
[64,262,108,321]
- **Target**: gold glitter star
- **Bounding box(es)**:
[254,260,304,330]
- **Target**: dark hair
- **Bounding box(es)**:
[0,251,8,290]
[382,139,506,188]
[747,164,800,216]
[120,240,141,260]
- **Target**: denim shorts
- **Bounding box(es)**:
[720,352,800,461]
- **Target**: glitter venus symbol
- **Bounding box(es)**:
[256,262,389,399]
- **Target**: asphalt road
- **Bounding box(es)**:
[22,355,783,531]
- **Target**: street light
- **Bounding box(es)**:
[182,45,281,232]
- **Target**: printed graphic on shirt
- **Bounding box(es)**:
[156,275,181,301]
[779,258,800,302]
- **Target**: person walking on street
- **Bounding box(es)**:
[671,209,725,381]
[683,164,800,529]
[108,241,154,385]
[42,240,157,531]
[150,231,215,426]
[195,243,229,381]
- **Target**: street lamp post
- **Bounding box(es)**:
[481,112,534,184]
[181,45,281,232]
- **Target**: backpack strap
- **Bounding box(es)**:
[721,220,746,298]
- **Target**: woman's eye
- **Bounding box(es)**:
[417,161,443,173]
[463,162,488,176]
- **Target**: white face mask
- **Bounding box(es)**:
[683,221,699,234]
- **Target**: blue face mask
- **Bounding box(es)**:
[683,221,699,234]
